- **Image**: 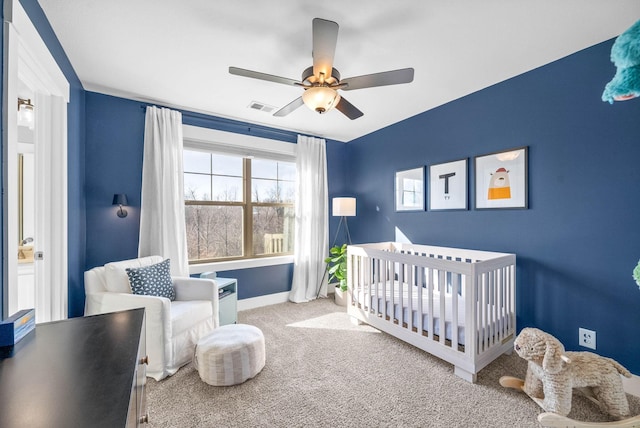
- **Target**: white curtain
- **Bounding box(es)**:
[289,135,329,302]
[138,106,189,277]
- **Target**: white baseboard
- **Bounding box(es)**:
[623,373,640,397]
[237,291,290,312]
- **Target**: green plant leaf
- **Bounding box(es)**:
[326,243,348,288]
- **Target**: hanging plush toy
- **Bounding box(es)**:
[602,19,640,103]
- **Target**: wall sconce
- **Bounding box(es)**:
[112,194,128,218]
[17,98,34,129]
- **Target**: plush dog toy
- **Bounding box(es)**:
[511,328,631,419]
[602,19,640,103]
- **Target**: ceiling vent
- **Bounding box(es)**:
[248,101,276,113]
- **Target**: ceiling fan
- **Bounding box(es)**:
[229,18,414,120]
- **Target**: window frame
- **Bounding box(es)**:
[182,125,297,266]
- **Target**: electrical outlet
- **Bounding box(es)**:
[579,327,596,350]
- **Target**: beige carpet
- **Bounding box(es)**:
[146,298,640,427]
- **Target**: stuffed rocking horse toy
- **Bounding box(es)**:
[500,328,640,428]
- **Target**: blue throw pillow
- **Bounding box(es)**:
[126,259,175,301]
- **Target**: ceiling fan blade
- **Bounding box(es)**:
[312,18,339,80]
[273,96,305,117]
[341,68,414,91]
[229,66,301,86]
[335,96,364,120]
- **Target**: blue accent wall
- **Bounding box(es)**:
[345,40,640,373]
[326,139,352,246]
[85,93,145,267]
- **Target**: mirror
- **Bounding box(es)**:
[17,147,34,263]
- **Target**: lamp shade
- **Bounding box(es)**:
[332,197,356,217]
[302,86,341,113]
[112,194,128,206]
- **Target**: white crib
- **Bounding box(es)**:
[347,242,516,383]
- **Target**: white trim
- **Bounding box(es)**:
[3,0,69,321]
[189,255,293,275]
[4,22,19,317]
[183,124,296,161]
[237,291,290,312]
[4,0,69,103]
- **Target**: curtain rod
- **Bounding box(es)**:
[139,104,299,140]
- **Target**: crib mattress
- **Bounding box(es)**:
[352,282,508,346]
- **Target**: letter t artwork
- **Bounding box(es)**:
[439,172,456,200]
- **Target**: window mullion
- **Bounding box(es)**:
[244,158,253,258]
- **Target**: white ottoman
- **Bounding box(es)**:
[194,324,265,386]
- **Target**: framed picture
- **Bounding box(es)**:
[474,147,528,209]
[395,167,424,211]
[428,158,468,211]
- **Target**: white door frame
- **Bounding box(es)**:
[2,0,69,321]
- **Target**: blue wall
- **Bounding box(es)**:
[84,91,346,301]
[85,94,145,267]
[345,40,640,373]
[216,264,294,300]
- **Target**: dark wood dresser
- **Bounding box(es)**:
[0,308,147,427]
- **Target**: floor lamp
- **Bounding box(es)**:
[316,197,356,298]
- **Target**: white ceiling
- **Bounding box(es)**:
[37,1,640,142]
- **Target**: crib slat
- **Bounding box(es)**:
[478,272,484,353]
[494,268,500,343]
[451,272,459,350]
[465,272,476,359]
[490,270,495,348]
[439,269,446,345]
[407,263,413,331]
[350,254,355,307]
[484,272,490,351]
[397,262,403,325]
[508,264,515,333]
[427,267,434,340]
[492,271,497,346]
[391,261,396,323]
[417,266,424,335]
[382,260,388,319]
[371,258,377,313]
[499,267,506,342]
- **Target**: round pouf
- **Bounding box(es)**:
[194,324,265,386]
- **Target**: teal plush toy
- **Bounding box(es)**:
[602,19,640,103]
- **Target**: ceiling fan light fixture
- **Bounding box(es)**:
[302,86,340,114]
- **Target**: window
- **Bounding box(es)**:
[184,149,295,263]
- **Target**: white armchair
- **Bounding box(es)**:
[84,256,219,380]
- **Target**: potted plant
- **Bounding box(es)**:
[325,243,348,306]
